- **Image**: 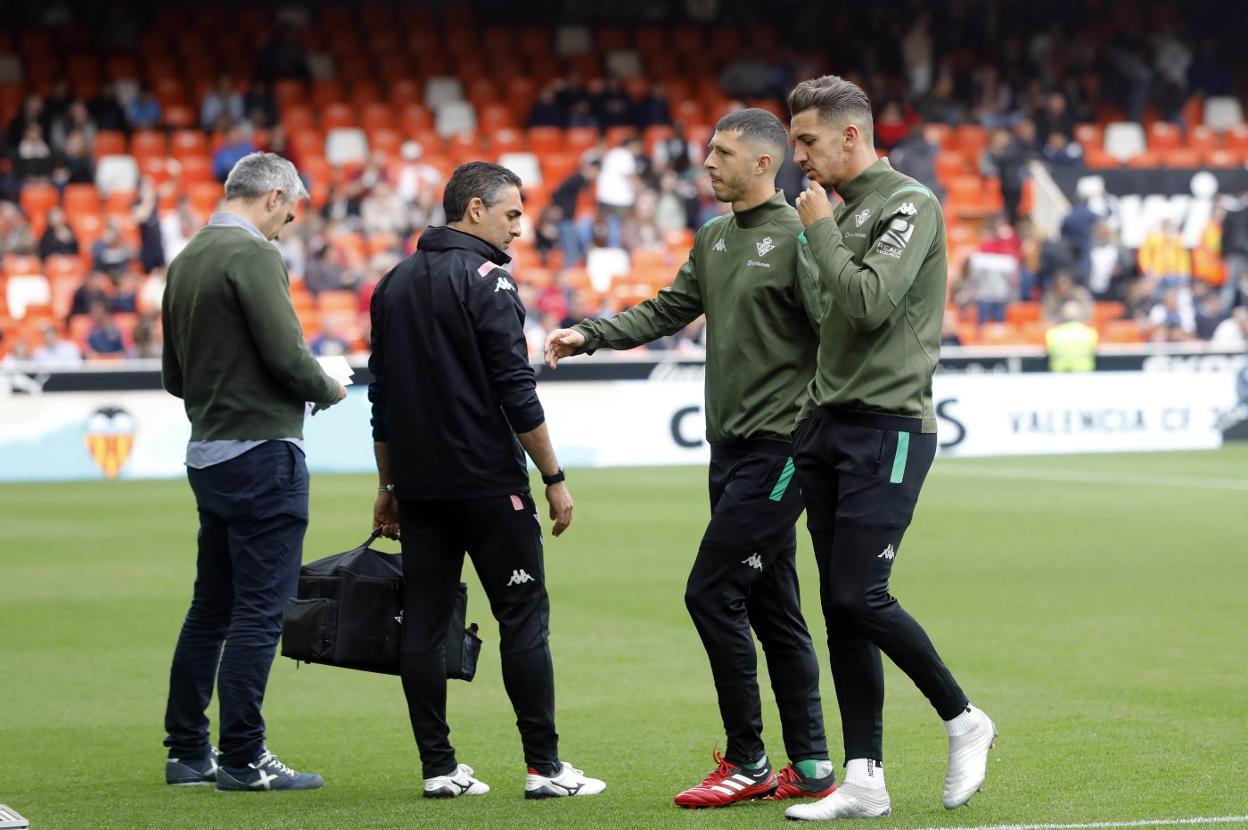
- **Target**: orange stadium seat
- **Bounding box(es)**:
[164,104,197,129]
[188,182,225,216]
[361,102,394,132]
[1187,125,1219,154]
[1148,122,1181,151]
[4,254,42,277]
[528,127,564,157]
[1163,147,1201,168]
[566,127,600,155]
[388,78,421,108]
[1100,319,1144,343]
[1205,148,1242,168]
[93,131,126,160]
[977,322,1022,346]
[44,255,84,282]
[179,155,215,186]
[63,184,101,217]
[1005,302,1042,326]
[282,105,316,133]
[322,103,356,131]
[19,183,59,222]
[171,130,207,160]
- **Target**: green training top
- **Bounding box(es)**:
[574,190,823,445]
[162,226,339,441]
[802,158,947,432]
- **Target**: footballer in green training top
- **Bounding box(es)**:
[545,109,838,808]
[781,74,998,822]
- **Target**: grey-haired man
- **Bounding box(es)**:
[161,152,345,791]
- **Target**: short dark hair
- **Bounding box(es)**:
[443,161,523,222]
[715,108,789,164]
[787,75,874,143]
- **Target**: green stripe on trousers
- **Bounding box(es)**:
[769,458,796,501]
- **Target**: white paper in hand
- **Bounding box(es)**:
[317,355,355,386]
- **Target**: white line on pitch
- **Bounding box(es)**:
[932,464,1248,492]
[906,814,1248,830]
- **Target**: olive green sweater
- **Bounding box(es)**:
[161,225,338,441]
[574,191,823,444]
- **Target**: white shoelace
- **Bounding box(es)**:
[256,751,296,777]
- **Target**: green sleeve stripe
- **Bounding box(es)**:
[889,432,910,485]
[798,231,808,246]
[769,457,796,501]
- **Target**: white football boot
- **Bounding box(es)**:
[944,706,997,808]
[423,763,490,798]
[524,762,606,799]
[784,782,891,820]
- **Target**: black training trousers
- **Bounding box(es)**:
[685,440,828,767]
[793,408,968,763]
[397,492,559,779]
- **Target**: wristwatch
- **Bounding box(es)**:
[541,467,566,485]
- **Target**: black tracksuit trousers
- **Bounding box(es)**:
[793,408,968,763]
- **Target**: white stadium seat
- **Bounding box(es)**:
[435,101,476,138]
[94,155,139,194]
[586,247,631,293]
[6,275,52,319]
[325,128,369,166]
[498,152,541,186]
[424,77,464,109]
[1104,122,1147,161]
[1203,96,1244,131]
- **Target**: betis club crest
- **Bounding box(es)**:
[85,407,136,479]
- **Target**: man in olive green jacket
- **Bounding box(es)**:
[783,75,996,822]
[161,152,344,792]
[546,109,837,808]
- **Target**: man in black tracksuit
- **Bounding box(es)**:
[368,162,605,800]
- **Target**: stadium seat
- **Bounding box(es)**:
[1204,148,1242,168]
[44,254,84,282]
[499,152,541,186]
[435,101,477,138]
[1005,302,1042,326]
[1149,122,1182,152]
[976,322,1022,346]
[282,105,317,133]
[1225,125,1248,155]
[388,78,421,108]
[188,181,225,216]
[1163,147,1201,168]
[95,155,140,194]
[424,77,465,109]
[171,130,208,160]
[586,247,631,292]
[19,183,59,222]
[164,103,196,129]
[1187,125,1219,154]
[492,128,525,155]
[63,183,101,217]
[322,102,356,131]
[93,131,126,160]
[178,155,215,187]
[1105,122,1147,161]
[367,128,402,160]
[1083,146,1120,168]
[325,128,369,166]
[398,104,433,134]
[361,102,395,132]
[5,275,51,319]
[273,79,306,107]
[1092,301,1127,327]
[1126,150,1162,168]
[565,126,599,155]
[130,130,167,160]
[1100,318,1144,343]
[1203,96,1244,131]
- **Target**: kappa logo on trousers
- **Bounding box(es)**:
[507,569,535,587]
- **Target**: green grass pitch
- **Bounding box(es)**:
[2,448,1247,829]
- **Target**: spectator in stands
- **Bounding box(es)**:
[140,266,166,314]
[201,76,244,132]
[91,219,136,280]
[1041,131,1082,166]
[15,123,53,181]
[873,99,915,151]
[129,88,162,131]
[322,179,366,225]
[86,301,125,357]
[39,206,80,259]
[69,271,114,319]
[133,178,165,272]
[1147,287,1196,339]
[161,196,201,261]
[902,11,935,96]
[43,80,72,130]
[1059,196,1098,282]
[526,83,567,128]
[652,123,691,174]
[256,25,311,82]
[1137,218,1191,291]
[1153,31,1192,126]
[87,82,127,133]
[914,73,962,124]
[359,181,408,236]
[51,128,95,186]
[717,48,779,99]
[1219,190,1248,310]
[1046,300,1098,372]
[889,124,945,203]
[980,127,1029,228]
[1194,282,1228,340]
[310,318,350,357]
[114,272,139,313]
[0,329,31,366]
[49,99,96,153]
[592,78,637,129]
[1042,271,1094,324]
[1192,205,1230,309]
[534,203,563,266]
[635,83,672,128]
[655,169,692,234]
[131,311,161,359]
[7,93,47,146]
[304,224,360,295]
[392,141,445,206]
[597,135,643,217]
[1087,222,1129,301]
[0,202,36,256]
[962,220,1020,323]
[550,157,599,265]
[31,323,82,367]
[1033,91,1076,149]
[1211,307,1248,350]
[620,190,665,252]
[243,81,279,130]
[213,122,257,183]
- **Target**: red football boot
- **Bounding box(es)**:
[673,750,778,808]
[764,762,838,800]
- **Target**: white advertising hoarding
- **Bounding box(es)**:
[0,369,1242,482]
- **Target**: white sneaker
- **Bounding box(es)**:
[944,707,997,808]
[524,762,606,799]
[423,763,490,798]
[784,782,891,820]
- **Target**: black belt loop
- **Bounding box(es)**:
[818,406,922,434]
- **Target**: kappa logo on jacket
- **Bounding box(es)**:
[494,275,515,293]
[713,238,727,252]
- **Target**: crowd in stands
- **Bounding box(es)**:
[1,0,1247,370]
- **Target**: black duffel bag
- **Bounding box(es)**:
[281,531,481,680]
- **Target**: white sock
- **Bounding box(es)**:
[944,703,981,737]
[844,758,885,790]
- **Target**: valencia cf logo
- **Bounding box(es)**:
[85,407,136,479]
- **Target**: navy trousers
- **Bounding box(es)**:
[163,441,309,768]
